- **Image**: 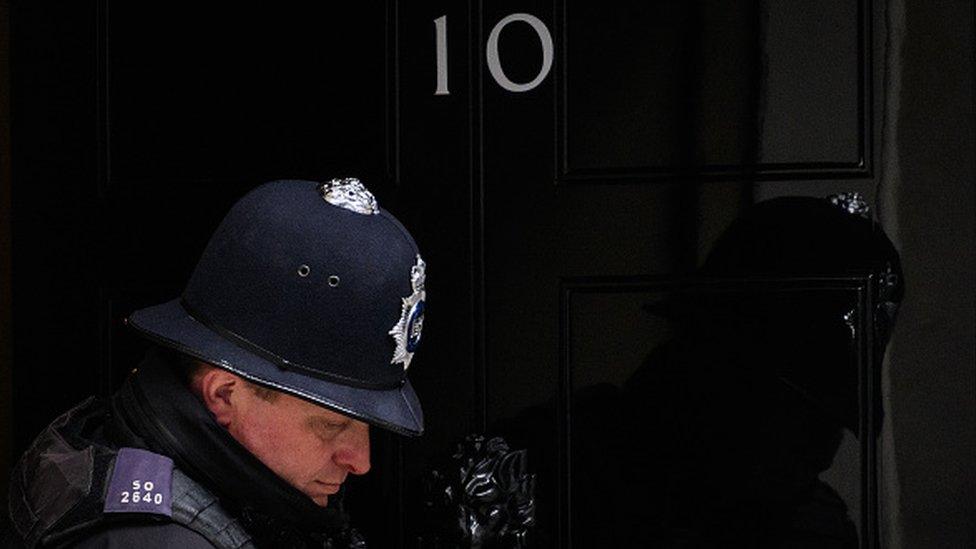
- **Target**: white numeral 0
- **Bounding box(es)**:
[434,13,554,95]
[486,13,554,93]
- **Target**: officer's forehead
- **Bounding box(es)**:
[308,405,353,421]
[277,393,357,424]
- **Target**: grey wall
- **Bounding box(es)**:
[883,1,975,546]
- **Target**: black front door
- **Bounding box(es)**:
[6,2,944,547]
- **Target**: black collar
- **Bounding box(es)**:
[109,348,349,542]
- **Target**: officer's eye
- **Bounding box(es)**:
[306,416,350,440]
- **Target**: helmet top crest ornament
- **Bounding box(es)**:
[390,255,426,371]
[319,177,379,215]
[827,192,870,218]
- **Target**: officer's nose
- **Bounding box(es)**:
[335,421,371,475]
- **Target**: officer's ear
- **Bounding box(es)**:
[197,367,242,427]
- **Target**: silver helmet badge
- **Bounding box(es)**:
[389,255,426,370]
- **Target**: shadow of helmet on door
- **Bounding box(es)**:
[618,194,903,547]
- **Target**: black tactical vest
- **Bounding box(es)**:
[5,398,254,549]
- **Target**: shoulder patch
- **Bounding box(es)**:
[103,447,174,517]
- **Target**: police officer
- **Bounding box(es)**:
[2,178,427,548]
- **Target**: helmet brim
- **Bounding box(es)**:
[126,298,424,436]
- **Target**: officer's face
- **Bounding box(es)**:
[203,370,371,507]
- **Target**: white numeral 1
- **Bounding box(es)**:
[434,15,449,95]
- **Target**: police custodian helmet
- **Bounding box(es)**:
[126,178,426,435]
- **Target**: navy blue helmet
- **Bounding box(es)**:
[127,179,426,435]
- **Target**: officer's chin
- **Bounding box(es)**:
[311,494,330,507]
